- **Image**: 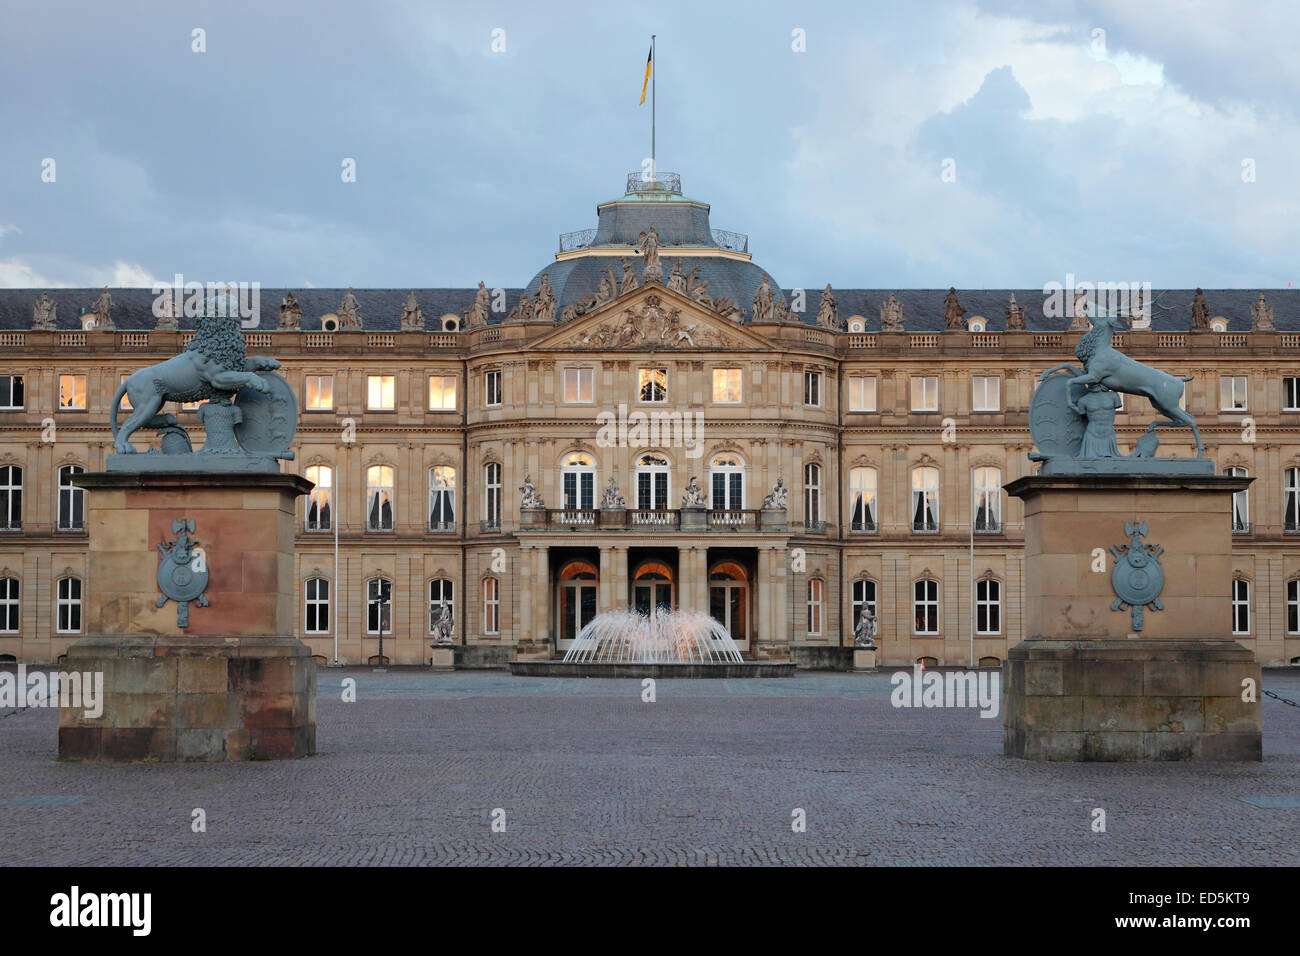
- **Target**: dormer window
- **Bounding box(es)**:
[322,315,339,332]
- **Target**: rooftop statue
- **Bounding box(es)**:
[109,291,296,472]
[1004,291,1026,331]
[1190,288,1211,331]
[279,291,302,330]
[534,274,557,323]
[89,286,116,331]
[816,284,839,330]
[620,257,639,295]
[1032,313,1207,474]
[751,276,774,323]
[942,288,965,331]
[464,280,491,328]
[1251,292,1274,331]
[637,225,663,283]
[32,292,56,330]
[338,287,363,330]
[880,293,904,331]
[1067,289,1090,332]
[401,291,423,331]
[667,259,687,295]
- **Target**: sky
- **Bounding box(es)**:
[0,0,1296,292]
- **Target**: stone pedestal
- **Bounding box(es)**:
[429,645,455,671]
[853,647,878,671]
[1002,474,1261,761]
[58,472,317,761]
[680,506,707,530]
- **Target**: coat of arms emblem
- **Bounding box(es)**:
[156,517,210,627]
[1109,521,1164,630]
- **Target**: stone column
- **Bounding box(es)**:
[598,546,613,612]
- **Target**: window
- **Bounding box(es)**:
[804,463,821,527]
[305,375,333,411]
[804,371,821,407]
[483,577,500,635]
[911,376,939,412]
[429,466,456,530]
[851,579,877,633]
[635,454,669,511]
[1285,377,1300,412]
[1220,376,1248,411]
[484,463,502,528]
[973,467,1001,533]
[849,467,877,532]
[563,368,594,404]
[485,370,503,406]
[912,466,939,533]
[366,578,392,634]
[0,375,23,410]
[366,465,394,531]
[972,376,1000,412]
[638,367,667,403]
[428,375,457,410]
[561,453,595,510]
[712,368,742,403]
[1232,579,1250,635]
[557,561,598,644]
[1287,468,1300,533]
[429,579,454,633]
[57,465,84,531]
[118,373,132,409]
[807,579,824,636]
[709,455,744,510]
[1289,580,1299,634]
[305,465,332,531]
[56,576,82,632]
[0,465,21,531]
[976,578,1001,634]
[0,578,17,632]
[1225,467,1249,533]
[847,375,876,412]
[304,578,330,634]
[914,579,939,634]
[59,374,86,410]
[367,374,395,410]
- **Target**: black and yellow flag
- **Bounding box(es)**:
[639,44,653,104]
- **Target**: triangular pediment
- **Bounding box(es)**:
[525,284,773,352]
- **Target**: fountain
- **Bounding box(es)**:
[510,608,795,677]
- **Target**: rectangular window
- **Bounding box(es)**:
[804,371,821,407]
[367,374,395,410]
[914,579,939,634]
[712,368,742,403]
[428,375,457,410]
[366,579,392,634]
[483,578,500,635]
[972,376,1000,412]
[59,374,86,410]
[306,375,333,410]
[638,367,667,403]
[57,577,82,633]
[305,579,330,634]
[485,370,503,407]
[1289,580,1299,634]
[1220,376,1248,411]
[976,579,1001,634]
[807,580,823,636]
[0,375,23,410]
[851,579,877,634]
[1285,377,1300,412]
[0,578,18,632]
[974,467,1001,533]
[563,367,594,404]
[911,376,939,412]
[1232,579,1250,635]
[847,375,876,412]
[1287,469,1300,533]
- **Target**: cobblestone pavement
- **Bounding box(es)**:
[2,670,1298,865]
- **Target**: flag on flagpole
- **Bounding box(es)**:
[639,44,653,105]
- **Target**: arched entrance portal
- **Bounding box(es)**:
[632,560,674,616]
[708,561,750,651]
[556,559,598,650]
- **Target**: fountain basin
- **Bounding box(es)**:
[510,660,796,678]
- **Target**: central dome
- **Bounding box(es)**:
[524,173,782,321]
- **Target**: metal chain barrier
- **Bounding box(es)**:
[1264,688,1300,708]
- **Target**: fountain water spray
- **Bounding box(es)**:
[562,609,745,664]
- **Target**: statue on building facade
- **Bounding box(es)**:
[620,257,639,295]
[338,288,363,330]
[1004,292,1026,331]
[880,293,904,332]
[815,284,839,330]
[942,287,965,331]
[637,226,663,283]
[32,292,57,330]
[853,606,878,649]
[153,292,179,331]
[751,276,775,323]
[1068,288,1091,332]
[431,603,454,645]
[1190,288,1211,331]
[534,274,557,323]
[1251,292,1274,331]
[761,477,788,510]
[507,291,535,322]
[519,474,544,510]
[681,476,706,508]
[279,292,302,330]
[401,291,424,332]
[89,286,116,330]
[465,281,491,328]
[667,259,687,295]
[600,475,625,510]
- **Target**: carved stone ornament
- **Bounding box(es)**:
[600,475,626,509]
[1109,521,1165,631]
[156,517,210,628]
[32,292,57,330]
[561,294,733,349]
[761,477,788,510]
[519,474,545,509]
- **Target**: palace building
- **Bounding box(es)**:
[2,171,1299,668]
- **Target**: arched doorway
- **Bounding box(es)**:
[708,561,750,651]
[632,560,674,616]
[556,559,598,650]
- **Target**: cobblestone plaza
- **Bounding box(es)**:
[3,669,1298,866]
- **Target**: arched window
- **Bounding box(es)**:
[484,462,502,530]
[556,561,597,645]
[1232,578,1250,635]
[366,578,391,634]
[0,465,21,531]
[804,463,822,528]
[304,578,330,634]
[709,561,748,646]
[561,453,596,511]
[482,577,500,635]
[976,578,1001,634]
[914,579,939,634]
[429,578,454,632]
[305,465,332,532]
[57,465,85,531]
[0,577,17,633]
[1285,468,1300,533]
[633,561,673,614]
[849,467,877,532]
[1225,466,1248,533]
[709,454,744,511]
[1288,579,1299,635]
[852,578,877,633]
[807,578,824,636]
[366,465,394,532]
[429,466,456,531]
[635,454,670,512]
[56,576,82,633]
[973,467,1001,533]
[912,466,939,533]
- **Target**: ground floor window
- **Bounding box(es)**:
[367,578,392,634]
[851,578,877,632]
[976,578,1001,634]
[430,578,454,632]
[709,561,748,646]
[305,578,330,633]
[807,578,824,636]
[1232,579,1250,635]
[556,561,596,644]
[483,577,500,635]
[914,579,939,634]
[56,576,82,633]
[0,577,17,632]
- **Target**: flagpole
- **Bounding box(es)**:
[651,35,656,175]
